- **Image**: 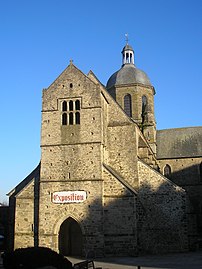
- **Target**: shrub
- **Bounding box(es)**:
[2,247,73,269]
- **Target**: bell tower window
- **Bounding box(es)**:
[62,113,67,125]
[61,99,81,125]
[124,94,132,117]
[75,112,80,124]
[62,101,67,111]
[75,100,80,110]
[69,100,73,111]
[69,112,73,125]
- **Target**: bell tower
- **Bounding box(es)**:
[106,41,156,154]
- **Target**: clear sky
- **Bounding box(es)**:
[0,0,202,202]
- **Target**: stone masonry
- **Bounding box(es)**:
[8,43,200,256]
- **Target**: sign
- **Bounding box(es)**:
[52,191,87,204]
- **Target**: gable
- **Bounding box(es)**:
[8,164,40,198]
[42,63,101,111]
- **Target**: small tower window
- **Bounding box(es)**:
[69,112,73,125]
[62,101,67,111]
[69,100,73,111]
[75,112,80,124]
[124,94,132,117]
[62,113,67,125]
[164,164,171,178]
[75,100,80,110]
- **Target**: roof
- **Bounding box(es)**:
[122,44,134,52]
[8,163,40,197]
[156,126,202,159]
[106,64,151,89]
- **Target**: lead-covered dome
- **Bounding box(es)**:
[106,43,151,89]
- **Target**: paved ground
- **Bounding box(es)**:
[69,251,202,269]
[1,251,202,269]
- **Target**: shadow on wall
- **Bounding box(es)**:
[0,205,9,251]
[7,165,194,257]
[137,179,190,254]
[167,163,202,236]
[8,164,40,251]
[168,163,201,186]
[56,177,190,257]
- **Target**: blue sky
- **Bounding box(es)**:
[0,0,202,202]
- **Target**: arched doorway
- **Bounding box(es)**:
[59,217,83,257]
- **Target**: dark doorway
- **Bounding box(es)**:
[59,217,82,256]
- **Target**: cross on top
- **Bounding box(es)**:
[125,33,129,44]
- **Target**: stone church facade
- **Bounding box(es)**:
[8,43,202,256]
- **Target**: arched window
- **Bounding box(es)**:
[75,100,80,110]
[62,101,67,111]
[69,100,73,111]
[62,113,67,125]
[75,112,80,124]
[69,112,73,125]
[164,164,171,178]
[141,95,147,123]
[61,99,81,126]
[124,94,132,117]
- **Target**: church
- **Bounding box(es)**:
[8,42,202,256]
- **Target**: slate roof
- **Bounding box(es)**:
[156,126,202,159]
[106,64,151,89]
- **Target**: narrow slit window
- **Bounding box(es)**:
[75,112,80,124]
[124,94,132,117]
[62,113,67,125]
[75,100,80,110]
[69,100,73,111]
[142,95,147,124]
[62,101,67,111]
[69,112,73,125]
[126,53,129,63]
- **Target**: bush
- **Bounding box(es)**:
[2,247,73,269]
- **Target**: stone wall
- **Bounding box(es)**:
[137,160,189,253]
[9,61,192,256]
[38,180,104,257]
[103,166,138,256]
[107,124,139,189]
[14,180,35,248]
[158,157,202,239]
[158,157,202,186]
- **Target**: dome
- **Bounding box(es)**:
[122,44,134,53]
[106,64,151,89]
[106,43,151,89]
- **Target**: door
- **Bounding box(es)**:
[59,217,82,256]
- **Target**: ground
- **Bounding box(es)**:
[2,251,201,269]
